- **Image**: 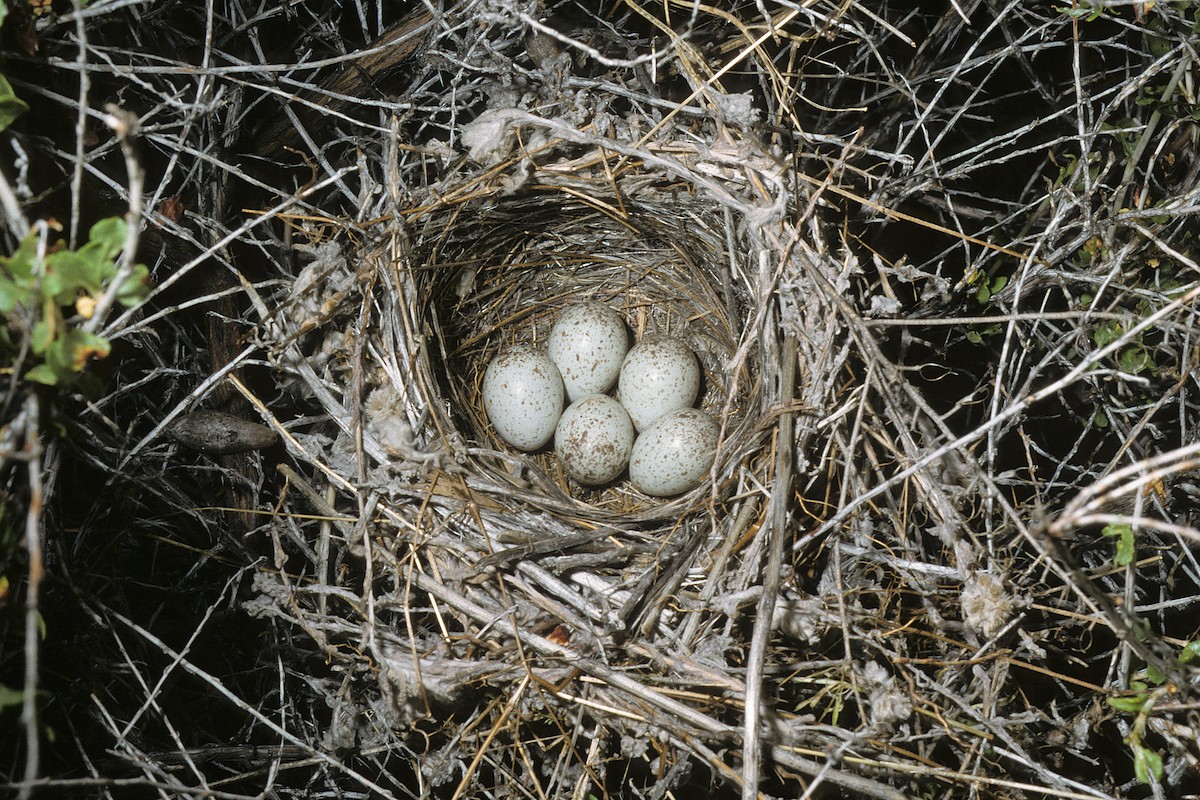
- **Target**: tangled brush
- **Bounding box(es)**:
[6,1,1200,799]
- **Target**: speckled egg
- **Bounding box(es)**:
[482,346,564,451]
[548,302,628,401]
[554,394,635,485]
[618,336,700,431]
[629,408,720,497]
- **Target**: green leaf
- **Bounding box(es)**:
[966,330,983,344]
[23,364,59,385]
[1093,321,1123,348]
[1119,346,1151,375]
[44,248,107,302]
[1101,522,1132,540]
[1133,743,1164,784]
[1102,523,1135,567]
[0,74,28,134]
[0,275,29,314]
[1114,532,1134,566]
[116,263,150,306]
[87,217,128,261]
[0,231,40,285]
[1107,695,1147,713]
[44,328,110,375]
[1145,663,1166,686]
[827,690,843,726]
[1057,5,1098,19]
[30,318,53,355]
[0,683,24,711]
[1180,640,1200,664]
[976,284,991,304]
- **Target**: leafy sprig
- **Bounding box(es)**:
[0,219,149,387]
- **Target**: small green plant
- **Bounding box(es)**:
[0,1,148,389]
[967,269,1008,305]
[976,275,1007,304]
[1101,522,1136,567]
[0,3,30,133]
[960,271,1007,342]
[1107,640,1200,784]
[965,322,1002,345]
[1099,118,1143,158]
[0,69,27,132]
[0,219,149,388]
[1092,319,1154,376]
[1056,4,1107,22]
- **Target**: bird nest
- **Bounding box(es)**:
[249,95,845,787]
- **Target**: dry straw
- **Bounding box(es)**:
[10,1,1200,799]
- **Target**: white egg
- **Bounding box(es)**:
[482,346,564,451]
[618,336,700,431]
[554,394,635,485]
[629,408,720,497]
[548,302,628,401]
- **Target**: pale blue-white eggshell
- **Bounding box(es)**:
[629,408,719,496]
[618,336,700,431]
[554,394,635,485]
[482,346,564,451]
[548,302,628,401]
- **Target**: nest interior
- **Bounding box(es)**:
[409,186,762,517]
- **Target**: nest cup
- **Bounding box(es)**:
[410,182,764,520]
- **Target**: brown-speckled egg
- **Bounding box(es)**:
[548,302,628,401]
[554,394,635,485]
[482,346,564,451]
[618,336,700,431]
[629,408,719,496]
